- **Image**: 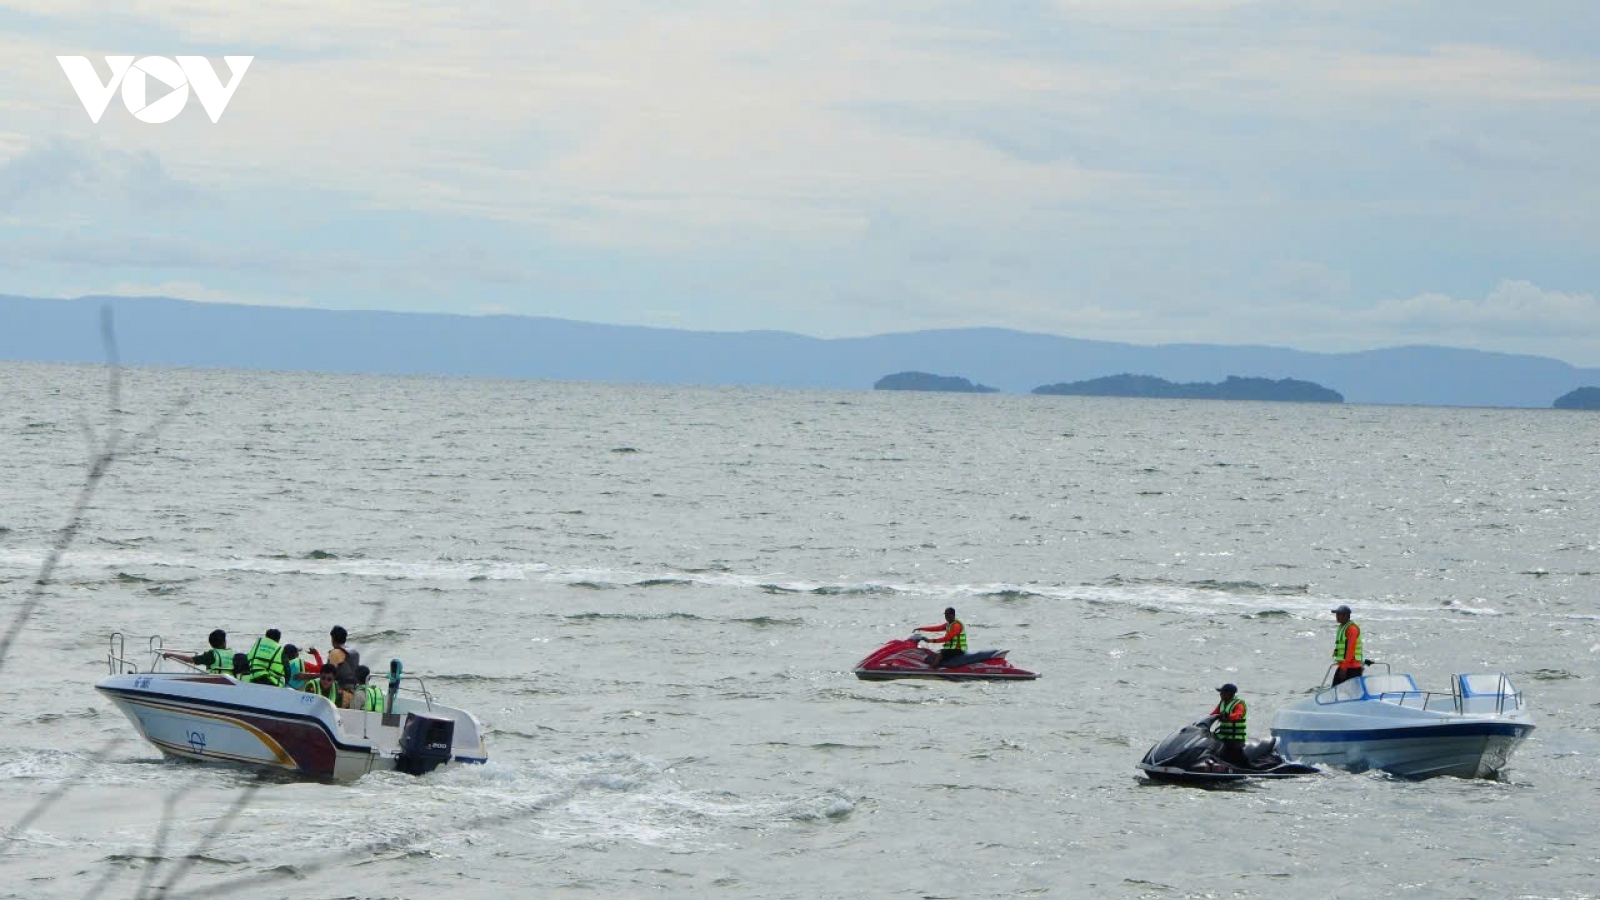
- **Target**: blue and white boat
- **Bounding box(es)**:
[1268,666,1534,779]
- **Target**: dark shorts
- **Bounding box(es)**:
[1219,739,1248,767]
[937,648,963,667]
[1331,666,1364,686]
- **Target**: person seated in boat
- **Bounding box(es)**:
[303,663,338,702]
[245,628,287,686]
[1330,605,1367,686]
[354,665,386,714]
[913,607,967,667]
[327,625,361,708]
[281,644,325,691]
[1207,683,1249,767]
[160,629,233,674]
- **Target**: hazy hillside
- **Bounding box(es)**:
[3,294,1597,408]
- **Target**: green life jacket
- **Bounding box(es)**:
[304,678,335,701]
[247,636,286,686]
[359,684,386,714]
[1216,697,1247,741]
[285,657,310,690]
[1333,621,1364,666]
[205,647,233,674]
[944,621,967,652]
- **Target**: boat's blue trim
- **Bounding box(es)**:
[1272,721,1533,744]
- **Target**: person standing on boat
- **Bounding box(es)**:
[161,629,232,674]
[1209,684,1249,767]
[327,625,361,708]
[245,628,287,686]
[1331,605,1365,686]
[914,607,967,667]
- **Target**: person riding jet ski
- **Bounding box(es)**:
[912,607,966,667]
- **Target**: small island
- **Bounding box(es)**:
[874,371,999,393]
[1032,374,1343,403]
[1553,387,1600,410]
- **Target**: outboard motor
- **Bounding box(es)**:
[396,713,455,776]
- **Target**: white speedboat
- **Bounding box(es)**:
[98,635,488,782]
[1268,666,1533,779]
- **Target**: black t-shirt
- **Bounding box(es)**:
[192,649,228,670]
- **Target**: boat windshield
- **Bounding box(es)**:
[1359,673,1420,698]
[1322,673,1420,703]
[1456,673,1518,697]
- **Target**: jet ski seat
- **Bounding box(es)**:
[1243,737,1281,765]
[936,650,1001,668]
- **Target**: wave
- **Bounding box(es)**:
[0,547,1521,624]
[809,584,900,597]
[563,611,706,623]
[1180,578,1311,597]
[981,589,1044,601]
[731,616,804,627]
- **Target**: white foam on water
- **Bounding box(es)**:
[1,546,1508,622]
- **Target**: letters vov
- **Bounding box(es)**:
[58,56,253,123]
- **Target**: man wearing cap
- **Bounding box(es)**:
[914,607,967,668]
[1331,605,1364,686]
[1209,684,1248,767]
[1331,605,1369,682]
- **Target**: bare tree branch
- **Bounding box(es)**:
[0,737,125,854]
[132,786,190,900]
[0,309,123,672]
[150,783,263,897]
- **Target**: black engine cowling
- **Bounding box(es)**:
[396,713,455,776]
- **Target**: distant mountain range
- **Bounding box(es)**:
[4,294,1599,408]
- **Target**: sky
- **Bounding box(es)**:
[2,1,1599,365]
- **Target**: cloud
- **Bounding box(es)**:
[2,2,1597,364]
[64,279,307,307]
[0,137,198,215]
[1370,280,1600,337]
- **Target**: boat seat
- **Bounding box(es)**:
[936,650,1000,668]
[1243,737,1280,763]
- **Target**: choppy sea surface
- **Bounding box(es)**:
[1,361,1597,900]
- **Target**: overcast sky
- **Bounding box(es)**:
[3,1,1598,364]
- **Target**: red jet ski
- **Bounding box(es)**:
[853,635,1039,681]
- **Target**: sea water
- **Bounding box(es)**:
[1,361,1597,899]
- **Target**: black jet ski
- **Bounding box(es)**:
[1137,720,1320,785]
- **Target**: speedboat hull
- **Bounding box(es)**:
[1267,722,1528,779]
[98,672,488,782]
[853,638,1038,681]
[1269,672,1533,779]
